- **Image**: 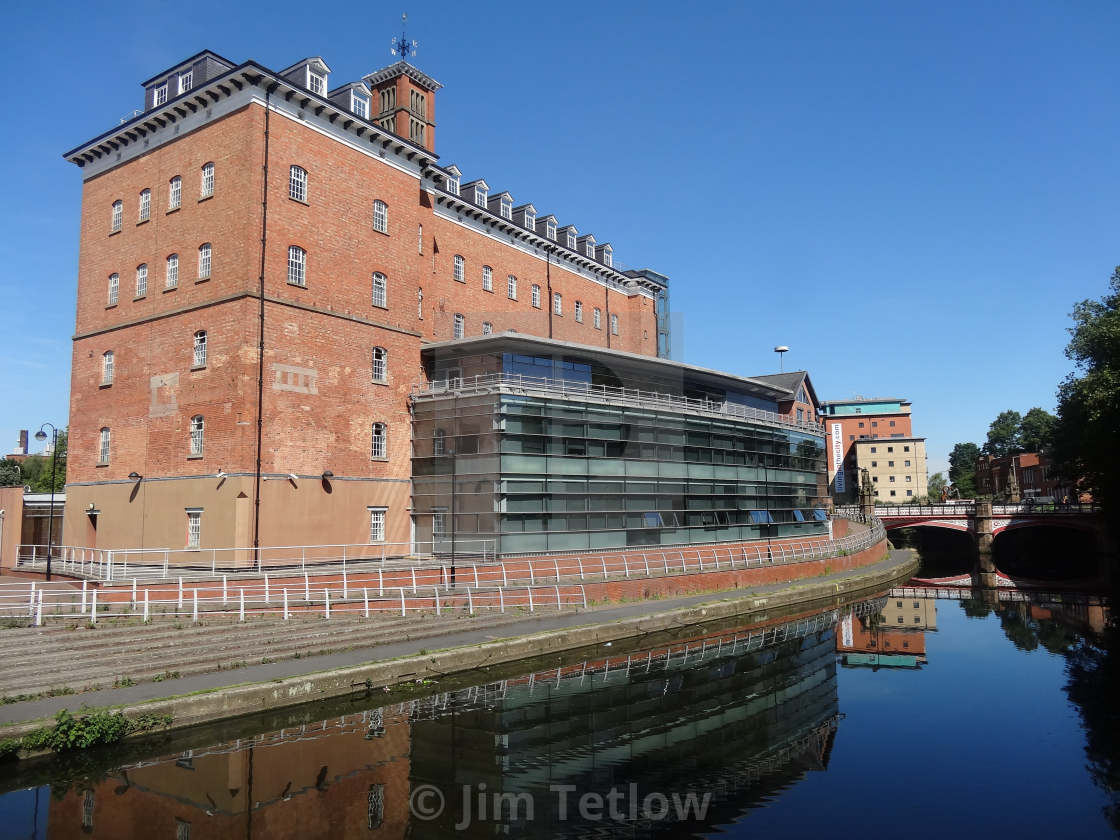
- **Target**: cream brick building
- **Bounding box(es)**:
[853,437,928,502]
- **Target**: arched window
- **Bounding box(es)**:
[289,165,307,202]
[110,200,122,232]
[433,428,446,456]
[507,275,517,300]
[371,347,387,383]
[198,243,212,280]
[168,176,182,210]
[200,162,214,198]
[193,330,207,368]
[165,254,179,289]
[453,313,464,339]
[531,284,541,308]
[482,265,493,292]
[101,351,114,385]
[574,301,583,323]
[610,313,619,335]
[287,245,306,287]
[189,415,204,457]
[108,273,119,305]
[135,263,148,298]
[553,293,563,315]
[98,428,111,465]
[371,422,387,459]
[371,272,387,308]
[373,199,388,233]
[482,321,493,335]
[138,189,151,222]
[453,254,464,283]
[593,307,602,329]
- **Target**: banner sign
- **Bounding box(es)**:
[831,423,845,494]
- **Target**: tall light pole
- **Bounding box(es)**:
[774,346,789,372]
[33,423,60,582]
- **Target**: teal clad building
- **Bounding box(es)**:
[411,334,828,556]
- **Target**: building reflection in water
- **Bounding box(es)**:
[40,598,885,838]
[836,596,937,669]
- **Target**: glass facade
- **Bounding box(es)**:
[412,342,828,556]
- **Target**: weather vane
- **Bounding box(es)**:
[391,13,418,59]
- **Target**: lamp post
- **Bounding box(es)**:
[448,447,457,587]
[33,423,60,582]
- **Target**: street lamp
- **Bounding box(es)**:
[33,423,60,582]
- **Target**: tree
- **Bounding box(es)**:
[0,459,22,487]
[1051,267,1120,514]
[20,431,67,493]
[948,442,980,497]
[1020,407,1056,453]
[983,410,1023,456]
[927,472,947,501]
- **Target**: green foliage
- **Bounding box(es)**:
[983,410,1023,457]
[927,472,947,501]
[1052,266,1120,515]
[1020,407,1057,453]
[19,430,67,493]
[949,442,980,497]
[0,459,22,488]
[12,707,173,757]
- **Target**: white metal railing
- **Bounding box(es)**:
[5,517,887,623]
[411,372,825,434]
[836,503,1102,518]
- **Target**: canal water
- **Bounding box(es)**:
[0,585,1115,838]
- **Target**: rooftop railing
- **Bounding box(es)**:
[412,372,824,434]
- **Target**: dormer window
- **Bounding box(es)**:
[446,173,460,195]
[352,90,371,119]
[602,246,613,267]
[500,196,512,220]
[585,241,595,258]
[178,70,193,94]
[546,219,557,241]
[153,84,168,106]
[307,67,326,95]
[524,210,536,229]
[475,185,488,205]
[566,230,576,249]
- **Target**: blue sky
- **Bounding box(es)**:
[3,0,1118,476]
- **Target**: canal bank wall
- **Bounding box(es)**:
[0,547,916,744]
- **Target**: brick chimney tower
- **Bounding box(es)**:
[364,16,442,152]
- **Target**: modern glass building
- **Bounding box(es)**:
[411,335,827,556]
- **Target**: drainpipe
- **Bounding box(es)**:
[253,83,277,568]
[545,246,553,339]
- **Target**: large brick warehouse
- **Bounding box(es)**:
[61,50,825,561]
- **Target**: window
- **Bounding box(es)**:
[453,313,464,339]
[193,330,207,367]
[887,446,894,452]
[166,254,179,289]
[369,508,386,542]
[453,254,465,282]
[546,219,557,240]
[610,313,619,335]
[906,475,912,482]
[138,189,150,222]
[178,70,193,94]
[553,293,563,315]
[352,90,370,118]
[368,784,385,830]
[307,67,326,95]
[500,195,512,219]
[417,287,423,319]
[905,459,911,467]
[870,446,877,453]
[890,490,897,497]
[593,307,601,329]
[906,489,913,496]
[101,351,114,385]
[379,116,394,131]
[507,275,517,300]
[889,476,896,483]
[871,461,877,467]
[858,422,864,428]
[797,408,804,422]
[200,162,214,198]
[287,245,306,287]
[410,90,426,117]
[482,265,493,291]
[98,428,110,464]
[154,84,168,106]
[371,422,386,458]
[189,415,204,457]
[371,347,387,383]
[198,243,212,280]
[482,321,493,334]
[82,790,95,830]
[432,509,447,539]
[371,272,387,308]
[135,264,147,298]
[111,200,122,232]
[603,247,613,267]
[446,172,460,195]
[169,176,181,210]
[409,118,425,144]
[475,184,487,205]
[566,230,576,248]
[888,460,895,467]
[380,87,396,113]
[433,429,446,456]
[890,420,896,427]
[904,445,911,452]
[524,209,535,229]
[574,301,583,322]
[176,819,191,840]
[108,273,119,305]
[872,421,878,427]
[585,241,595,258]
[186,509,201,548]
[373,200,388,233]
[531,284,541,308]
[289,166,307,202]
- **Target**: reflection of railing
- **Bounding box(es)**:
[835,503,1100,518]
[412,372,825,434]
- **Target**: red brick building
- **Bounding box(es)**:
[61,50,669,555]
[975,452,1085,502]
